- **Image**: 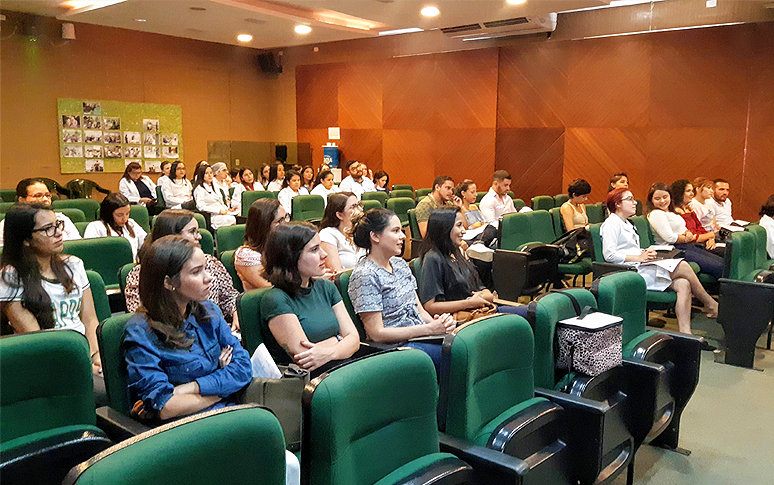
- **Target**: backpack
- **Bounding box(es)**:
[552,227,593,264]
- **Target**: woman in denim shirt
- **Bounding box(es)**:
[124,235,252,421]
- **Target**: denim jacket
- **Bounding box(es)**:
[124,300,251,414]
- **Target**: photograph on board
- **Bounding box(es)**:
[83,102,101,115]
[83,115,102,130]
[84,145,103,158]
[162,133,178,146]
[85,159,104,173]
[145,160,162,173]
[143,119,159,132]
[105,146,122,158]
[143,132,159,145]
[103,117,121,130]
[103,131,121,144]
[62,115,80,128]
[62,129,82,143]
[144,146,160,159]
[124,131,141,144]
[124,146,141,158]
[63,145,83,158]
[84,130,102,143]
[162,146,179,158]
[125,158,141,167]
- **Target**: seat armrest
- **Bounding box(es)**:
[439,432,529,484]
[360,340,397,351]
[592,262,634,279]
[493,298,522,307]
[96,406,152,441]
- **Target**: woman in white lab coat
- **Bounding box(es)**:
[160,161,194,209]
[119,161,157,207]
[193,165,236,230]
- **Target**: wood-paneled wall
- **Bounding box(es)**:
[296,22,774,221]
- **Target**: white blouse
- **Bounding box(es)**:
[689,199,716,232]
[83,219,147,262]
[160,177,193,209]
[119,176,157,206]
[319,226,365,269]
[760,215,774,260]
[193,184,236,230]
[310,184,340,206]
[278,187,309,214]
[647,210,687,245]
[266,180,283,192]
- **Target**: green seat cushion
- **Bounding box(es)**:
[688,262,700,273]
[646,290,677,304]
[558,259,592,275]
[472,397,548,447]
[0,424,104,454]
[373,453,461,485]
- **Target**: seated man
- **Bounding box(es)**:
[415,175,457,238]
[338,160,375,200]
[0,178,81,247]
[479,170,517,224]
[707,178,734,227]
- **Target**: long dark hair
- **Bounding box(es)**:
[301,165,314,186]
[0,204,75,331]
[350,208,395,254]
[244,199,281,252]
[262,222,317,298]
[139,235,209,349]
[137,209,196,261]
[100,192,135,238]
[239,168,254,190]
[258,164,270,185]
[313,169,333,189]
[646,182,674,214]
[192,164,211,191]
[759,195,774,218]
[670,180,691,209]
[423,208,464,259]
[122,161,142,181]
[281,170,300,190]
[320,192,355,230]
[269,163,284,184]
[608,173,628,192]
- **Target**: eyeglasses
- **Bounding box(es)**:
[27,192,52,200]
[273,214,291,224]
[32,219,65,237]
[620,196,635,202]
[346,202,364,211]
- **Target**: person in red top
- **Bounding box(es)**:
[670,180,723,256]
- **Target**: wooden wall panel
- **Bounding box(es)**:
[382,56,437,130]
[495,128,565,201]
[431,49,498,130]
[296,64,339,129]
[339,129,383,171]
[338,62,384,130]
[295,129,329,168]
[383,130,436,187]
[433,129,496,191]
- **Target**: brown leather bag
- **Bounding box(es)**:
[453,302,498,323]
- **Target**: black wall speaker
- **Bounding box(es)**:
[275,145,288,162]
[257,52,282,74]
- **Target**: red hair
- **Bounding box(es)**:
[606,188,631,214]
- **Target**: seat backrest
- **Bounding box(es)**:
[527,289,598,389]
[390,189,415,200]
[64,405,286,485]
[500,210,555,250]
[0,189,16,202]
[361,199,382,212]
[392,184,413,191]
[291,194,325,222]
[129,205,150,233]
[199,228,214,255]
[303,349,440,485]
[193,212,207,229]
[513,198,525,210]
[549,207,564,238]
[40,178,72,198]
[531,195,554,211]
[745,224,769,269]
[86,270,112,323]
[386,197,415,226]
[74,221,90,237]
[441,315,536,443]
[56,208,86,223]
[410,257,423,289]
[589,223,605,262]
[236,288,272,355]
[475,191,487,204]
[407,209,421,240]
[241,190,276,217]
[592,271,647,348]
[635,199,643,216]
[0,201,15,213]
[52,199,101,221]
[726,230,758,281]
[0,330,95,443]
[63,237,134,287]
[155,185,166,209]
[118,263,138,297]
[629,216,653,248]
[219,250,244,294]
[362,191,388,207]
[97,313,135,415]
[586,202,605,224]
[215,224,245,256]
[334,270,367,340]
[415,188,432,200]
[553,194,569,207]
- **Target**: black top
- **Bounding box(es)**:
[418,250,484,304]
[134,179,154,200]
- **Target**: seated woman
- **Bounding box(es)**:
[0,203,101,372]
[454,179,485,230]
[277,170,309,216]
[125,209,239,330]
[193,165,237,230]
[235,199,287,291]
[647,182,724,280]
[156,161,171,186]
[84,193,147,262]
[689,177,719,233]
[601,188,718,337]
[560,179,591,231]
[671,179,722,256]
[310,169,339,205]
[258,164,271,188]
[319,192,365,272]
[266,163,285,192]
[210,162,236,209]
[608,172,629,192]
[759,195,774,259]
[348,209,456,367]
[300,165,315,193]
[259,223,360,376]
[119,161,157,208]
[373,170,390,193]
[419,208,527,318]
[160,161,194,209]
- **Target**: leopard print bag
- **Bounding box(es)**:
[556,322,622,376]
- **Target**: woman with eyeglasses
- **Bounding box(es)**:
[234,199,287,291]
[0,203,102,373]
[318,192,365,272]
[160,161,194,210]
[84,193,148,262]
[124,209,240,331]
[600,188,718,337]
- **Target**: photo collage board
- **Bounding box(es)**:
[58,98,183,174]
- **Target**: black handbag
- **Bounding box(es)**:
[552,227,593,264]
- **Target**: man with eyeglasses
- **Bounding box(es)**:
[0,178,81,247]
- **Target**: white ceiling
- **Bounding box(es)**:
[0,0,613,49]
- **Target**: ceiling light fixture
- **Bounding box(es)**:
[295,25,312,34]
[61,0,125,10]
[133,18,146,22]
[506,0,527,5]
[378,27,424,36]
[420,6,440,17]
[236,33,253,42]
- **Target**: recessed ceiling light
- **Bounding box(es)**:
[421,6,440,17]
[133,18,146,22]
[506,0,527,5]
[236,33,253,42]
[295,25,312,34]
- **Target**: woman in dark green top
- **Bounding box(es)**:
[259,222,360,373]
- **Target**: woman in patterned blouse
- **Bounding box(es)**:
[124,209,240,330]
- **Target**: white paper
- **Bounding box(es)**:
[328,127,340,140]
[463,224,487,241]
[560,312,622,330]
[642,258,682,272]
[720,224,745,232]
[649,245,674,251]
[733,220,749,226]
[251,343,282,379]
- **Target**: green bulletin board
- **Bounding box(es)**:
[58,98,183,174]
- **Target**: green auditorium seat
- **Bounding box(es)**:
[55,208,86,223]
[362,191,388,207]
[585,202,605,224]
[291,194,324,222]
[301,349,476,485]
[407,209,424,258]
[389,189,415,200]
[513,198,526,210]
[236,288,272,355]
[241,190,276,217]
[745,223,774,270]
[507,191,516,200]
[155,186,166,210]
[415,188,432,200]
[361,199,382,212]
[199,228,214,255]
[193,212,206,229]
[63,237,134,290]
[0,189,15,202]
[65,179,110,199]
[475,191,487,204]
[635,199,643,216]
[74,221,89,237]
[129,205,150,232]
[219,249,243,293]
[215,224,245,256]
[392,184,413,191]
[531,195,553,211]
[0,201,16,213]
[1,330,112,485]
[549,207,565,237]
[117,262,137,299]
[334,270,368,340]
[64,405,286,485]
[553,193,569,207]
[86,270,112,323]
[52,199,101,221]
[592,271,702,450]
[386,197,415,227]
